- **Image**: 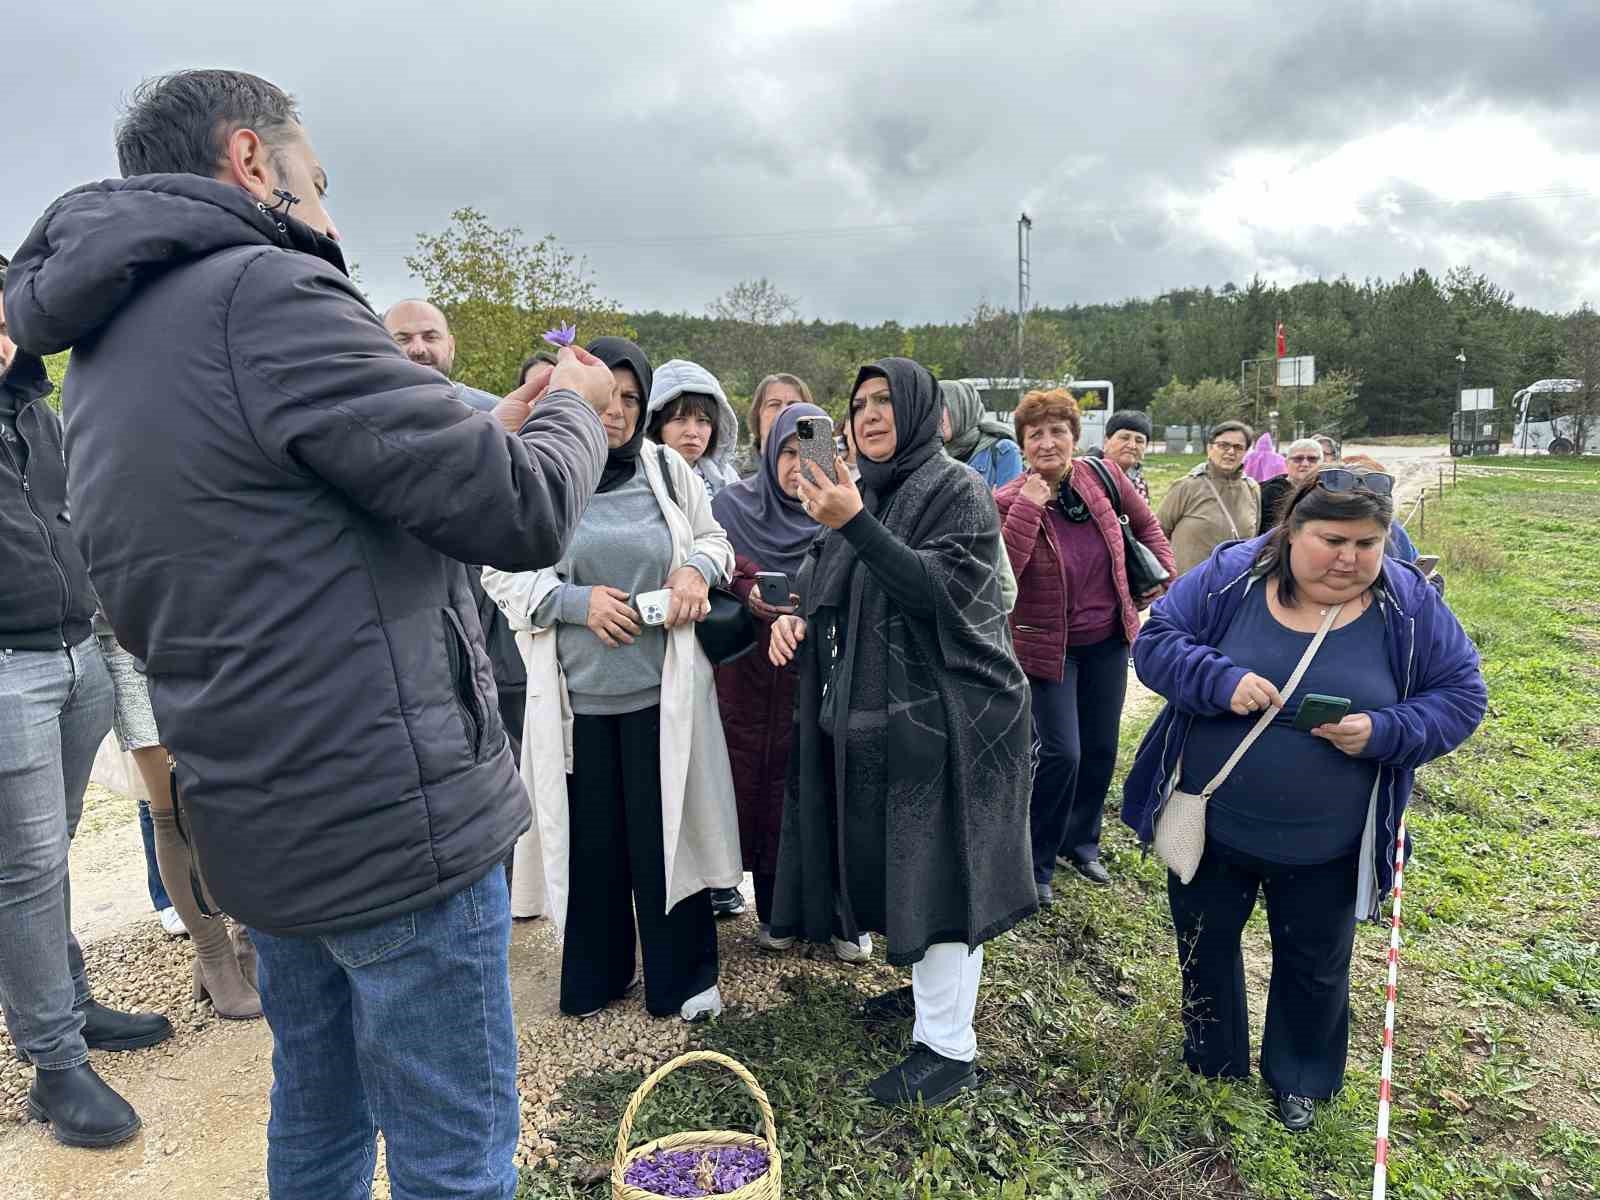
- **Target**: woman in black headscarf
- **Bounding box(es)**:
[767,358,1035,1107]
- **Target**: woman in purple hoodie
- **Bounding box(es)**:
[1123,468,1486,1133]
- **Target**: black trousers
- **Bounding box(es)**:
[1167,838,1359,1099]
[1027,634,1128,881]
[561,708,718,1017]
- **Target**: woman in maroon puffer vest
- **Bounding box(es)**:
[994,389,1174,902]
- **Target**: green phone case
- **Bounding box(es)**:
[1294,693,1352,732]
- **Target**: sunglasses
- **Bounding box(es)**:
[1315,467,1394,496]
[1288,454,1322,464]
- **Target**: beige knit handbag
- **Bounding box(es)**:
[1154,601,1343,884]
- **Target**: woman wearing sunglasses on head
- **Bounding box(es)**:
[1122,466,1486,1133]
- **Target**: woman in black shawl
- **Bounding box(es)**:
[768,358,1035,1107]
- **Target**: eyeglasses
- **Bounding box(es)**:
[1316,467,1394,496]
[1211,441,1248,453]
[1288,454,1322,464]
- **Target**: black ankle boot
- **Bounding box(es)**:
[80,1000,173,1052]
[29,1063,141,1147]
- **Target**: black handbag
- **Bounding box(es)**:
[654,446,758,665]
[1082,455,1171,596]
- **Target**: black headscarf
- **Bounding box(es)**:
[851,358,944,512]
[808,357,944,612]
[586,336,653,494]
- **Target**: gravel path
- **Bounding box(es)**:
[0,867,897,1198]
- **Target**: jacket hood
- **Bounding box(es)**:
[4,174,347,355]
[646,359,740,473]
[1203,533,1439,619]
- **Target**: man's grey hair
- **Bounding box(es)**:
[115,70,301,180]
[1285,438,1324,458]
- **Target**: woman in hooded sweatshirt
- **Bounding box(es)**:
[647,359,742,500]
[482,337,741,1023]
[939,379,1024,488]
[767,358,1036,1108]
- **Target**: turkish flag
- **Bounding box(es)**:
[1275,321,1287,358]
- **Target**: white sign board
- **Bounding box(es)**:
[1460,388,1495,411]
[1276,355,1316,388]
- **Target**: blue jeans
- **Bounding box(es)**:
[0,638,114,1068]
[253,869,519,1200]
[137,799,172,910]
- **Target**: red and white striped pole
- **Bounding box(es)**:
[1373,818,1408,1200]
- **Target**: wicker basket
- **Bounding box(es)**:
[612,1051,782,1200]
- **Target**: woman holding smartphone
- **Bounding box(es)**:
[482,337,741,1023]
[767,358,1035,1107]
[711,403,856,954]
[1123,467,1486,1131]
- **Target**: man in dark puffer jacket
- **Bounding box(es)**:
[5,71,611,1197]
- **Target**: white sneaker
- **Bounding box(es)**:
[680,984,723,1023]
[158,907,188,938]
[756,924,796,952]
[832,933,873,963]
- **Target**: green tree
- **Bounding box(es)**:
[405,208,630,393]
[1556,303,1600,452]
[1152,376,1248,430]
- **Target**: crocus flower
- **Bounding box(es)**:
[622,1146,770,1196]
[543,322,577,348]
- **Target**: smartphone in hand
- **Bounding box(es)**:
[755,572,791,607]
[635,588,671,627]
[795,417,837,485]
[1293,693,1352,732]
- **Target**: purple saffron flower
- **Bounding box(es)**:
[543,322,577,348]
[623,1146,770,1196]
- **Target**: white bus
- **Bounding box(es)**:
[1511,378,1590,454]
[955,378,1118,449]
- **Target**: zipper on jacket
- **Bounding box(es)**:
[3,410,72,647]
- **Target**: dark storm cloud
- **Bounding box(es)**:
[2,0,1596,326]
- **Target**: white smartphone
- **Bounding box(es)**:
[635,588,672,627]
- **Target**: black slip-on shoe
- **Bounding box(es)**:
[867,1045,978,1107]
[80,1001,174,1052]
[1073,859,1112,886]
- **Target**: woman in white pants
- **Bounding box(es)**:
[766,358,1036,1106]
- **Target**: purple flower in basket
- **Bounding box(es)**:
[623,1146,770,1196]
[543,322,577,348]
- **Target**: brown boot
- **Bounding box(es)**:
[150,808,262,1020]
[231,922,257,992]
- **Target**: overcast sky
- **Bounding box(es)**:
[6,1,1599,324]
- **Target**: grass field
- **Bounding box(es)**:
[518,458,1600,1199]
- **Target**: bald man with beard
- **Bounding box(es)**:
[383,298,501,412]
[380,298,532,782]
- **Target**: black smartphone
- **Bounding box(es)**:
[795,416,837,485]
[755,572,791,607]
[1293,693,1352,732]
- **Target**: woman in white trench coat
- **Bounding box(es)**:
[483,336,742,1022]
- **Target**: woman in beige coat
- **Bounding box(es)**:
[482,338,740,1023]
[1158,420,1261,574]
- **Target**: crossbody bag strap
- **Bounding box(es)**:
[1199,472,1243,540]
[1083,455,1125,521]
[654,443,681,509]
[1198,600,1344,798]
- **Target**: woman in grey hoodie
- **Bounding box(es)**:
[647,359,742,500]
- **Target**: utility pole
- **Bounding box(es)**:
[1017,212,1032,406]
